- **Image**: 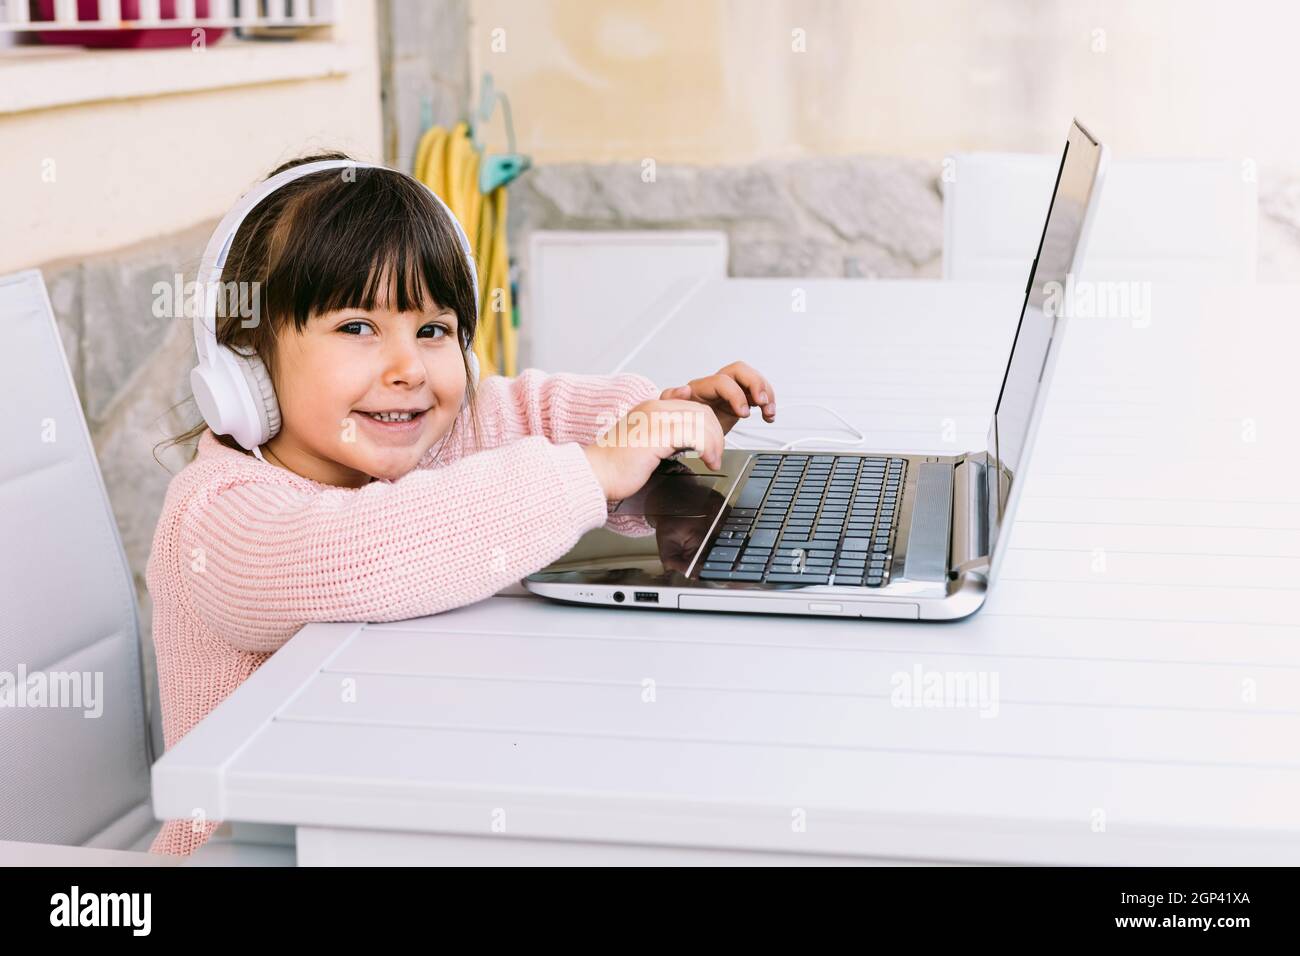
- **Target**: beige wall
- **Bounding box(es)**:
[469,0,1300,165]
[0,0,384,273]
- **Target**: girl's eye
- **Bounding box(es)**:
[337,321,449,339]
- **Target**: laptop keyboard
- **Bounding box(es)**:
[696,454,906,587]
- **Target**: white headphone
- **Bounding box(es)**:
[191,159,480,462]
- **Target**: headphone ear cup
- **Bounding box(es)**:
[466,348,480,391]
[230,348,281,443]
[461,348,479,411]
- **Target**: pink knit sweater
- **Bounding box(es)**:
[146,369,658,856]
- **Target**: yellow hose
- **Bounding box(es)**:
[412,122,516,378]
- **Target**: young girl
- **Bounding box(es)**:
[149,151,777,856]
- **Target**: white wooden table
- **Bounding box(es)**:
[152,279,1300,865]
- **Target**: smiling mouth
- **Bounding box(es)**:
[356,409,429,423]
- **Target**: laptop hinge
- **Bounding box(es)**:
[950,454,991,577]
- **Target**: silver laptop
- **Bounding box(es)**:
[526,119,1108,621]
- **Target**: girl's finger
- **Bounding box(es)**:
[726,362,769,407]
[731,363,775,422]
[708,374,750,417]
[703,409,725,470]
[684,406,719,470]
[759,377,776,421]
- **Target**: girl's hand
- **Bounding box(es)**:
[659,361,776,434]
[582,399,724,500]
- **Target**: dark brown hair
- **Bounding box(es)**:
[154,150,480,470]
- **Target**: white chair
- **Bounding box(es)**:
[0,269,294,866]
[942,154,1258,283]
[522,230,728,374]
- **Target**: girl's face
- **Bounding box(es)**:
[264,290,467,487]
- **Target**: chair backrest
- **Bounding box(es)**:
[943,154,1258,283]
[0,269,155,846]
[523,230,728,373]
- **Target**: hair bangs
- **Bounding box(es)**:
[263,169,477,347]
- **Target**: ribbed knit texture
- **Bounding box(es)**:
[146,369,658,856]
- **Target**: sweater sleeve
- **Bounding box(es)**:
[176,437,608,655]
[459,368,660,455]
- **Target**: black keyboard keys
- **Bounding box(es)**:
[697,454,906,588]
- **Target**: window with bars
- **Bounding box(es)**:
[0,0,337,48]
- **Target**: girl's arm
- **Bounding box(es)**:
[429,368,660,463]
[174,436,607,654]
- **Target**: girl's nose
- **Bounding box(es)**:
[381,341,426,387]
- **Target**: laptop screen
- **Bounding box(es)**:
[985,120,1104,556]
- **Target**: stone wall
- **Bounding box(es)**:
[508,156,946,280]
[508,159,1300,282]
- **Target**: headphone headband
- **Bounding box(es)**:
[193,159,479,364]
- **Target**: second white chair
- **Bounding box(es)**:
[942,154,1258,283]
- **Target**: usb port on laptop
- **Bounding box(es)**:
[634,591,659,604]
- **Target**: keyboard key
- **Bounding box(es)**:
[748,528,778,548]
[700,570,764,582]
[706,546,740,563]
[734,481,770,510]
[763,572,830,585]
[841,538,871,551]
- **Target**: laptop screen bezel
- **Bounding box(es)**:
[983,119,1105,563]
